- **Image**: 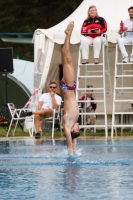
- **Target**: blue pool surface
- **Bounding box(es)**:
[0,138,133,200]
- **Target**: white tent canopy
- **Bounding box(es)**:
[33,0,133,113]
[34,0,133,45]
[12,59,34,93]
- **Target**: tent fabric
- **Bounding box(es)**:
[12,59,34,93]
[32,0,133,114]
[0,74,30,109]
[33,0,131,93]
[33,0,133,44]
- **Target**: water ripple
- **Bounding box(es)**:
[0,159,133,167]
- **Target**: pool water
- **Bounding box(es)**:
[0,139,133,200]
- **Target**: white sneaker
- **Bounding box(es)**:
[130,56,133,63]
[123,57,129,63]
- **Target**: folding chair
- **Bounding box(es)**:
[43,106,62,138]
[6,103,34,137]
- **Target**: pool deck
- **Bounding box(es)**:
[0,135,133,141]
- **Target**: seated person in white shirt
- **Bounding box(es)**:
[26,82,62,139]
[118,6,133,63]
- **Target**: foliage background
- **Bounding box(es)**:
[0,0,83,61]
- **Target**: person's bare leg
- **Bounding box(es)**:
[62,22,76,155]
[87,117,91,124]
[62,21,75,86]
[33,109,52,134]
[32,108,53,116]
[34,114,41,133]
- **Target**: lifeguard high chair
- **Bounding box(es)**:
[111,31,133,138]
[76,34,112,138]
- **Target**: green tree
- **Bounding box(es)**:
[0,0,83,61]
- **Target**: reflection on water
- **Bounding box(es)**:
[63,157,81,196]
[0,139,133,199]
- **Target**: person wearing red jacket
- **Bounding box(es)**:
[80,5,107,64]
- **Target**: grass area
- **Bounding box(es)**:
[0,126,133,138]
